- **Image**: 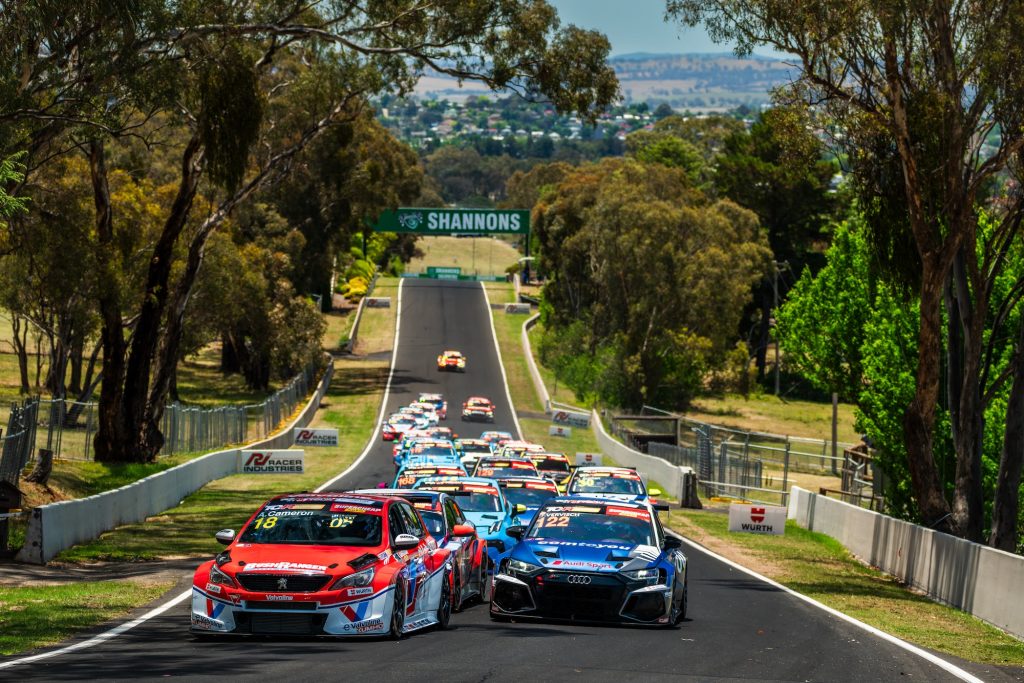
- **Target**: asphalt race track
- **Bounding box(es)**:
[3,279,979,682]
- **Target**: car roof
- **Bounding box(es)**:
[443,350,463,355]
[416,476,502,488]
[547,495,648,509]
[497,476,557,485]
[270,492,393,505]
[477,456,534,463]
[352,488,443,502]
[466,396,492,402]
[573,466,639,474]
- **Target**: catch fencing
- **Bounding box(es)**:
[611,407,859,507]
[1,362,319,465]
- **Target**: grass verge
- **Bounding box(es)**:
[0,581,173,656]
[408,236,521,277]
[668,508,1024,667]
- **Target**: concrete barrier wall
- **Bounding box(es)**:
[788,486,1024,638]
[591,411,694,502]
[521,314,551,413]
[18,361,334,564]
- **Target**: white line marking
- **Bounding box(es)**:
[0,280,408,669]
[481,282,523,440]
[669,531,984,683]
[317,277,404,492]
[0,589,193,670]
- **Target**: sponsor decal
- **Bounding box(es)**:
[330,503,382,514]
[240,450,305,474]
[294,428,339,447]
[532,539,631,550]
[354,618,385,633]
[551,409,591,428]
[346,587,374,597]
[340,601,371,623]
[403,617,434,632]
[551,560,607,569]
[264,503,325,511]
[192,614,221,630]
[606,507,651,521]
[548,426,572,438]
[727,503,787,535]
[264,595,294,601]
[575,452,603,466]
[205,583,222,594]
[241,561,328,573]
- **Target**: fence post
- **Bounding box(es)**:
[782,441,791,507]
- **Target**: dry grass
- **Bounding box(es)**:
[685,393,861,445]
[408,236,521,276]
[354,278,398,356]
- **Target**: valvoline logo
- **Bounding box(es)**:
[340,600,370,623]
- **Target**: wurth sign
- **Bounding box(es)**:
[240,450,305,474]
[728,503,786,535]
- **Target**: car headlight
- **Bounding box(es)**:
[209,564,237,588]
[622,568,661,585]
[488,521,503,534]
[330,568,375,590]
[507,558,542,575]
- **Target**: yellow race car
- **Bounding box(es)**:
[437,349,467,372]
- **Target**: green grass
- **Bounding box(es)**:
[685,393,860,444]
[323,308,355,352]
[408,236,521,277]
[0,581,172,656]
[354,278,398,356]
[670,509,1024,667]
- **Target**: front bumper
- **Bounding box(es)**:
[462,412,494,423]
[490,571,672,624]
[190,585,396,637]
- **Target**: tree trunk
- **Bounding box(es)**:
[10,314,30,394]
[902,255,953,531]
[991,316,1024,551]
[68,332,84,396]
[90,141,130,463]
[221,332,241,373]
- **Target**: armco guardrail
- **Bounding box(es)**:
[521,313,551,413]
[591,409,693,502]
[17,360,333,564]
[788,486,1024,638]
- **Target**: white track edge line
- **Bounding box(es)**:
[0,588,193,670]
[0,280,407,670]
[316,277,404,493]
[668,531,984,683]
[481,282,523,440]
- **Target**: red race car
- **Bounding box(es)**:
[190,492,458,638]
[437,350,466,372]
[462,396,495,423]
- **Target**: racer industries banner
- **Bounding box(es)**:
[240,450,305,474]
[293,428,339,447]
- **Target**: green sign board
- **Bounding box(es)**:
[372,208,529,235]
[427,266,461,279]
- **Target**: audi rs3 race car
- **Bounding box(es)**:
[394,439,460,470]
[462,396,495,422]
[418,393,448,420]
[382,413,419,442]
[437,350,466,372]
[356,489,487,610]
[526,452,573,487]
[480,430,514,447]
[414,476,526,567]
[491,497,687,626]
[190,492,456,638]
[496,477,560,526]
[564,466,665,507]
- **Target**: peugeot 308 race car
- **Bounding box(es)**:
[190,493,456,638]
[490,497,687,626]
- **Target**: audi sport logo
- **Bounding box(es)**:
[566,575,591,584]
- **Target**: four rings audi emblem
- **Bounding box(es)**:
[566,575,591,584]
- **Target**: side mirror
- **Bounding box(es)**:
[653,503,671,512]
[393,533,420,550]
[215,529,236,546]
[513,503,528,515]
[649,488,663,497]
[662,536,682,550]
[505,525,526,540]
[377,482,388,488]
[452,523,476,537]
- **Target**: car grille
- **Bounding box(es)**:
[535,573,625,620]
[237,612,326,635]
[236,574,330,592]
[245,601,319,611]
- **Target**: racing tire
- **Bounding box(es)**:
[436,571,453,630]
[451,565,464,612]
[389,582,406,641]
[670,578,687,626]
[679,580,688,623]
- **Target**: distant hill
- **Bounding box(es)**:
[413,53,798,111]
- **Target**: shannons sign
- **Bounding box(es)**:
[727,503,786,535]
[294,428,339,447]
[372,208,530,235]
[241,450,305,474]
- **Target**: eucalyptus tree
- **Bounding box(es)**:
[669,0,1024,541]
[1,0,619,463]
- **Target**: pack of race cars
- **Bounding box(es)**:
[190,390,687,639]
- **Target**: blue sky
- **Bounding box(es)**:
[548,0,779,58]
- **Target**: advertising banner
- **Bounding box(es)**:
[294,428,339,447]
[728,503,786,535]
[552,409,591,428]
[549,426,572,438]
[575,452,604,466]
[372,208,530,235]
[240,450,305,474]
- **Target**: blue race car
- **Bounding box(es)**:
[393,438,459,470]
[414,476,526,567]
[496,477,560,527]
[563,466,667,508]
[391,463,468,489]
[491,496,687,626]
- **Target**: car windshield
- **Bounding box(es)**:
[528,504,655,546]
[478,466,539,480]
[413,445,455,457]
[239,503,383,546]
[442,489,502,512]
[417,510,445,537]
[569,473,645,496]
[501,485,558,509]
[533,457,570,472]
[460,443,492,454]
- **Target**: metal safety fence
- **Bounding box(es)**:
[1,362,320,465]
